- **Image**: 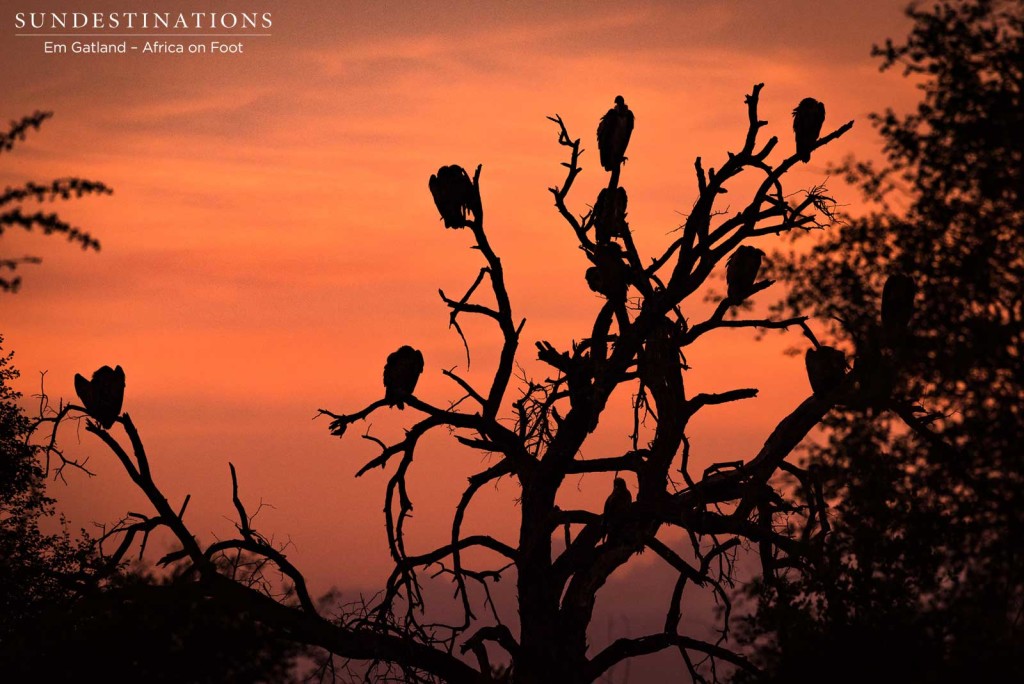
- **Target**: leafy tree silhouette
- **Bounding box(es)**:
[735,1,1024,681]
[35,84,954,683]
[0,111,109,292]
[0,336,92,657]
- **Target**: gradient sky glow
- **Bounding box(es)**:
[3,0,919,675]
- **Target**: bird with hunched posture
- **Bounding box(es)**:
[74,365,125,429]
[585,244,628,301]
[881,272,917,346]
[428,165,478,228]
[726,245,765,301]
[593,186,628,244]
[639,316,687,416]
[602,477,632,544]
[383,346,424,410]
[597,96,634,172]
[792,98,826,163]
[805,346,847,396]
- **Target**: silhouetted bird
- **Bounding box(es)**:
[792,98,826,163]
[639,316,687,413]
[726,245,765,301]
[881,273,917,340]
[597,96,634,172]
[428,165,478,228]
[74,365,125,429]
[383,346,424,409]
[585,267,612,299]
[593,187,628,244]
[642,317,685,380]
[585,244,628,301]
[602,477,632,544]
[805,346,847,396]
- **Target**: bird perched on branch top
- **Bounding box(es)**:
[805,346,847,396]
[881,272,917,346]
[726,245,765,301]
[602,477,632,544]
[793,98,826,163]
[428,165,478,228]
[597,96,634,172]
[383,346,424,410]
[74,365,125,429]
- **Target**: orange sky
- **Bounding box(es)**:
[3,0,919,673]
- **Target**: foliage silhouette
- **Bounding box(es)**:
[0,111,109,292]
[735,1,1024,680]
[35,85,954,683]
[0,336,92,658]
[0,338,306,680]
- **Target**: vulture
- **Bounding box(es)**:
[726,245,765,301]
[428,165,478,229]
[602,477,632,544]
[881,272,917,339]
[805,346,847,396]
[593,187,628,244]
[596,96,634,172]
[792,98,826,163]
[584,266,614,299]
[585,245,628,302]
[383,346,424,410]
[639,316,686,411]
[74,365,125,429]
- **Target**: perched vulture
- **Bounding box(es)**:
[74,365,125,429]
[792,98,826,163]
[593,187,628,244]
[596,96,634,172]
[584,266,615,301]
[881,273,917,337]
[428,165,478,229]
[585,245,628,301]
[726,245,765,301]
[602,477,632,543]
[383,346,424,410]
[639,316,686,411]
[805,346,847,396]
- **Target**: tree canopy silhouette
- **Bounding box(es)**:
[735,1,1024,680]
[30,84,954,683]
[0,111,110,293]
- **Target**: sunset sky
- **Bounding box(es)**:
[3,0,920,673]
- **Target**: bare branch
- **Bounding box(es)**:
[587,632,759,681]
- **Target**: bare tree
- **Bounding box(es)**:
[37,84,921,683]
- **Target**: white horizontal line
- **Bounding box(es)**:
[15,33,272,37]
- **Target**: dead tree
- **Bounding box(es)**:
[38,84,928,683]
